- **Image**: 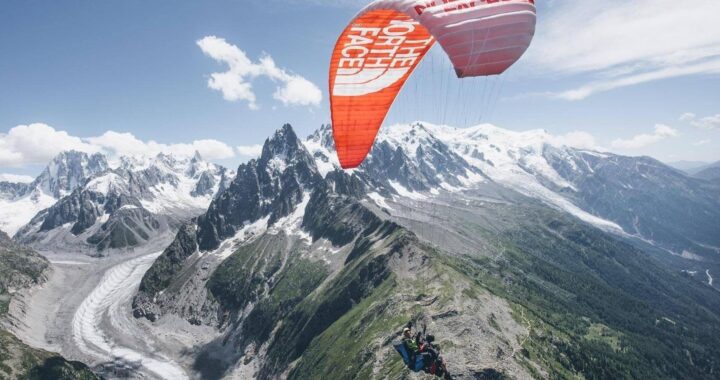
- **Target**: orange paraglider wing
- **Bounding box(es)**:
[330,10,434,169]
[330,0,536,169]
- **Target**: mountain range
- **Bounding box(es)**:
[127,123,720,379]
[1,122,718,379]
[694,161,720,182]
[1,151,233,254]
[0,151,109,237]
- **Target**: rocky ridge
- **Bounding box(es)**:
[13,151,233,253]
[132,123,720,379]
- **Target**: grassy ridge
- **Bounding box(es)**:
[448,208,720,380]
[270,205,720,379]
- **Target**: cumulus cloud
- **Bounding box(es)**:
[273,75,323,107]
[236,144,263,157]
[527,0,720,100]
[0,173,35,183]
[549,131,603,151]
[0,123,236,167]
[86,132,235,160]
[197,36,322,109]
[679,113,720,130]
[693,139,711,146]
[0,123,99,166]
[611,124,678,150]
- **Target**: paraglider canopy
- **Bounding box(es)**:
[330,0,536,169]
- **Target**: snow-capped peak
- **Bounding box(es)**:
[85,172,128,195]
[107,152,232,217]
[0,151,109,236]
[303,122,623,234]
[34,150,109,198]
[4,149,233,246]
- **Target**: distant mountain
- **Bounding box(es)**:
[14,152,233,253]
[0,231,99,379]
[36,151,110,198]
[0,182,29,203]
[667,160,711,174]
[544,148,720,258]
[694,161,720,182]
[306,123,720,260]
[133,124,720,380]
[0,151,109,236]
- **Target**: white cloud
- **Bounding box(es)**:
[694,115,720,130]
[85,132,235,161]
[549,131,602,151]
[0,123,236,167]
[611,124,678,150]
[528,0,720,100]
[197,36,322,109]
[236,144,263,157]
[679,112,720,130]
[0,173,34,183]
[551,60,720,100]
[191,140,237,159]
[694,139,711,146]
[274,75,323,107]
[0,123,99,166]
[693,115,720,131]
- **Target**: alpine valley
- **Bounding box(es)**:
[2,123,720,380]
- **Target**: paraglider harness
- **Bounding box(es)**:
[394,322,451,379]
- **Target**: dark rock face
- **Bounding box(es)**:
[133,223,199,321]
[1,151,108,201]
[36,189,106,234]
[32,151,109,198]
[361,136,477,193]
[197,124,321,251]
[196,164,264,250]
[14,151,228,252]
[134,124,329,325]
[0,182,29,200]
[307,122,481,198]
[302,180,386,247]
[0,231,48,301]
[139,223,198,296]
[16,179,162,251]
[0,151,110,237]
[86,207,162,251]
[191,171,217,197]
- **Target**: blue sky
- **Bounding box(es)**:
[1,0,719,180]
